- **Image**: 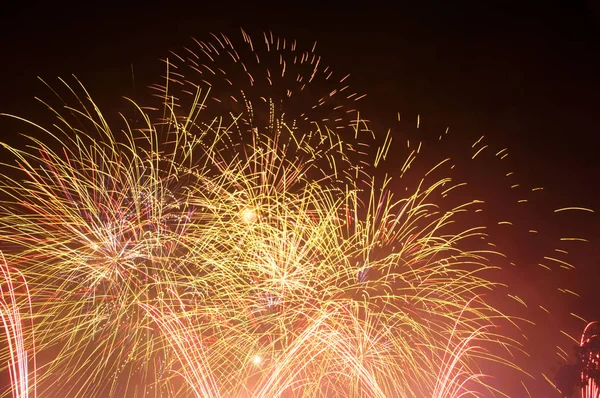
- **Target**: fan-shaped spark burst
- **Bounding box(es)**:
[0,30,579,397]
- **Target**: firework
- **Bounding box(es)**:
[0,29,582,397]
[579,322,600,398]
[0,252,36,398]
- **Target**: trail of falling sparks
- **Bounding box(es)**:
[0,252,36,398]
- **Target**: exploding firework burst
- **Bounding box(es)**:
[0,29,587,397]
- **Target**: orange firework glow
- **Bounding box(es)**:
[0,29,591,397]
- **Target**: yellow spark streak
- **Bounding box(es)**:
[559,330,579,345]
[570,313,587,323]
[554,206,594,213]
[543,256,575,270]
[472,145,488,159]
[560,237,589,242]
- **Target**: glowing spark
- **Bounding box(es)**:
[241,208,258,224]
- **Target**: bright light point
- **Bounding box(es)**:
[241,208,257,224]
[252,355,262,365]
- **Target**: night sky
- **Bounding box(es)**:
[1,2,598,396]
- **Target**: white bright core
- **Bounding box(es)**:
[241,208,257,223]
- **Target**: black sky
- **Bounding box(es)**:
[1,2,598,199]
[0,1,599,396]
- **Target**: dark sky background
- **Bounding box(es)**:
[0,1,598,396]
